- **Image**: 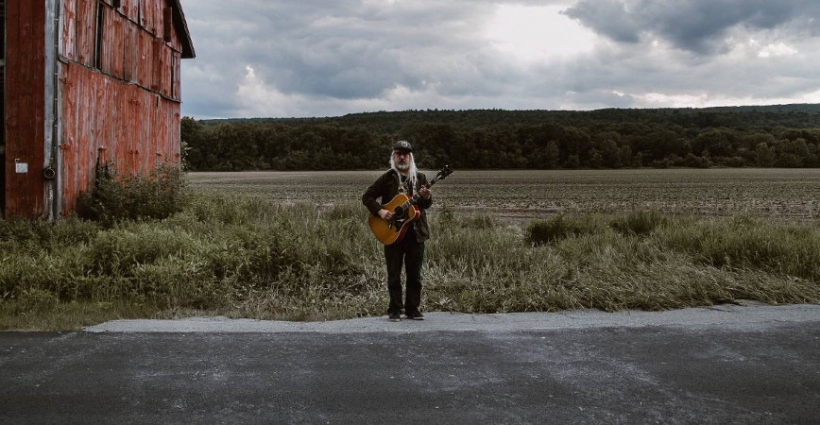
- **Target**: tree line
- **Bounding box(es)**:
[182,105,820,171]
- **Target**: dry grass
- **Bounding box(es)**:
[2,169,819,330]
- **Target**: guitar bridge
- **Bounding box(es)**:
[388,218,405,230]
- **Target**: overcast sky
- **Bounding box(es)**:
[179,0,820,119]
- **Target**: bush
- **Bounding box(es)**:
[683,153,710,168]
[13,288,59,314]
[461,213,496,230]
[0,215,100,255]
[77,163,187,225]
[86,226,197,276]
[610,209,668,236]
[526,214,596,245]
[436,203,457,227]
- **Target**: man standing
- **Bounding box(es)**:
[362,140,433,322]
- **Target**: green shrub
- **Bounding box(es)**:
[49,215,102,246]
[186,193,281,225]
[77,163,187,225]
[526,214,598,245]
[0,216,99,256]
[86,226,197,276]
[0,217,53,243]
[461,213,496,230]
[435,203,457,227]
[610,209,668,236]
[0,247,92,301]
[12,288,59,314]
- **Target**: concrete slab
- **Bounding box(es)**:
[83,303,820,333]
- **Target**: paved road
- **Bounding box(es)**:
[1,304,819,424]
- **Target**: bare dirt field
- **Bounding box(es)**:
[188,168,820,224]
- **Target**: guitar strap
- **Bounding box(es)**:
[397,172,413,196]
[397,174,416,234]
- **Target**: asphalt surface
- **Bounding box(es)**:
[1,304,819,424]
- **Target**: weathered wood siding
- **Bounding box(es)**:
[59,64,180,211]
[3,0,190,218]
[4,0,48,218]
[59,0,184,99]
[56,0,183,215]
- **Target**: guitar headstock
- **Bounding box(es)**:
[434,165,453,182]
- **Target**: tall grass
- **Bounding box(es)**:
[1,193,819,330]
[431,209,820,313]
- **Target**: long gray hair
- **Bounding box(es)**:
[389,152,418,191]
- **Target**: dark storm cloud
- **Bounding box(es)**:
[182,0,511,116]
[564,0,820,54]
[558,1,641,43]
[180,0,820,118]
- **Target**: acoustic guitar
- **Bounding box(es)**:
[368,165,453,245]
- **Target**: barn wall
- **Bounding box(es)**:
[4,0,48,218]
[57,0,183,216]
[59,64,180,212]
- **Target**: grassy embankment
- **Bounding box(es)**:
[2,189,819,330]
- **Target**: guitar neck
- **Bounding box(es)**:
[405,176,440,206]
[401,166,451,208]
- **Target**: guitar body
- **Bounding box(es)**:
[366,165,453,245]
[368,194,420,245]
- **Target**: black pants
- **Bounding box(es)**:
[384,230,425,315]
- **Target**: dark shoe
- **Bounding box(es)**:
[388,312,401,322]
[406,311,425,321]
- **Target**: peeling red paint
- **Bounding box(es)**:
[59,63,181,211]
[4,0,193,218]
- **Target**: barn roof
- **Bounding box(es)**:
[172,0,196,58]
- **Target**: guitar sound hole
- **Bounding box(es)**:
[394,206,405,220]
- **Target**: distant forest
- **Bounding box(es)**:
[182,104,820,171]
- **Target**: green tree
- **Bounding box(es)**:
[599,139,621,168]
[589,149,603,169]
[632,152,643,168]
[618,145,633,168]
[776,138,809,168]
[564,154,580,169]
[754,142,776,167]
[545,140,561,169]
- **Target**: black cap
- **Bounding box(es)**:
[393,140,413,153]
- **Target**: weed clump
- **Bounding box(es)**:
[526,214,598,245]
[610,209,668,236]
[0,215,100,254]
[77,163,187,226]
[461,214,496,230]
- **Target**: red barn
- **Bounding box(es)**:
[1,0,195,219]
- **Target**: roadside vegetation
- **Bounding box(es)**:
[2,170,819,330]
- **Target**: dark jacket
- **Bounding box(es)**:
[362,169,433,243]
